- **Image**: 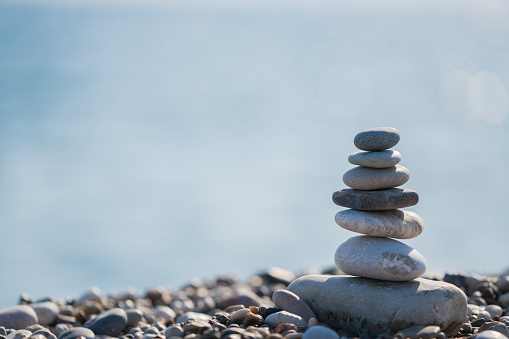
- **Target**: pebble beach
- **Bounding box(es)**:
[1,268,509,339]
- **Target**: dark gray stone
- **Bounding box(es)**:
[57,328,94,339]
[84,308,127,337]
[287,275,467,337]
[332,188,418,210]
[354,127,400,151]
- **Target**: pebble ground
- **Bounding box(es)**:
[1,267,509,339]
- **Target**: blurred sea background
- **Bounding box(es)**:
[1,0,508,307]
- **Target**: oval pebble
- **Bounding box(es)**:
[478,311,492,321]
[302,326,339,339]
[84,308,127,337]
[154,306,176,322]
[272,290,317,322]
[265,311,307,328]
[354,127,400,151]
[29,302,59,326]
[485,305,503,318]
[333,188,418,211]
[348,150,401,168]
[476,330,508,339]
[164,325,183,338]
[0,305,38,330]
[57,327,94,339]
[335,209,423,239]
[126,309,144,327]
[335,235,426,281]
[230,308,251,321]
[343,165,410,190]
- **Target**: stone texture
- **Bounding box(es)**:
[335,235,426,281]
[84,308,127,337]
[287,275,468,337]
[264,311,307,328]
[302,326,339,339]
[0,305,38,330]
[57,328,94,339]
[175,312,212,323]
[348,150,401,168]
[343,165,410,190]
[272,290,317,322]
[332,188,418,210]
[394,325,441,339]
[29,302,59,326]
[476,330,509,339]
[353,127,401,151]
[335,209,424,239]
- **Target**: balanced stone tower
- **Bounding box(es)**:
[333,127,426,281]
[285,127,469,337]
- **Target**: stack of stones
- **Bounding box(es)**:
[332,127,426,281]
[285,127,469,337]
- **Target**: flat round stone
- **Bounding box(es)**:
[343,165,410,190]
[348,150,401,168]
[332,188,418,210]
[354,127,400,151]
[334,235,426,281]
[335,209,423,239]
[287,275,467,337]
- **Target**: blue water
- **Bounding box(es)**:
[1,1,508,307]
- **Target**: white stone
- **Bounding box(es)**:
[287,275,468,337]
[154,306,176,322]
[335,209,423,239]
[302,326,339,339]
[343,165,410,190]
[79,286,102,302]
[348,150,401,168]
[478,310,492,320]
[230,308,251,321]
[334,235,426,281]
[264,311,307,328]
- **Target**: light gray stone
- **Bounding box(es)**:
[334,235,426,281]
[264,311,307,328]
[0,305,38,330]
[354,127,401,151]
[485,305,503,318]
[489,324,509,338]
[175,312,212,324]
[343,165,410,190]
[302,326,339,339]
[78,286,102,303]
[476,330,509,339]
[154,306,176,322]
[126,309,144,327]
[335,209,423,239]
[164,325,183,338]
[7,330,32,339]
[272,290,317,322]
[287,275,468,337]
[348,150,401,168]
[29,302,59,326]
[394,325,441,339]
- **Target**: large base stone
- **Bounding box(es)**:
[287,275,467,337]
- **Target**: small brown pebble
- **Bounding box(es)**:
[266,334,284,339]
[249,306,260,315]
[274,324,297,334]
[243,314,263,327]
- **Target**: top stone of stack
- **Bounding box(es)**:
[354,127,400,151]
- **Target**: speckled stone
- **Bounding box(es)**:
[343,165,410,190]
[0,305,38,330]
[332,188,418,210]
[287,275,468,337]
[334,235,426,281]
[354,127,401,151]
[335,209,424,239]
[348,150,401,168]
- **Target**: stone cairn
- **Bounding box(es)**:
[284,127,468,337]
[332,127,426,281]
